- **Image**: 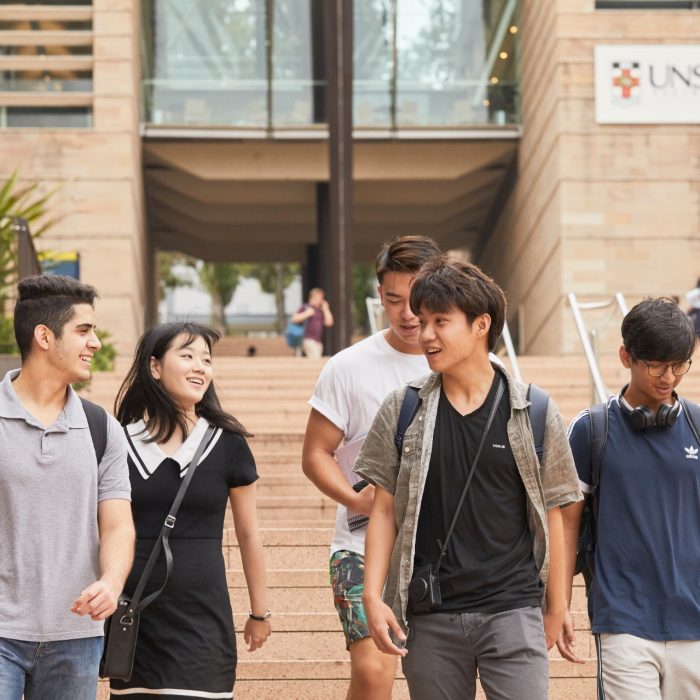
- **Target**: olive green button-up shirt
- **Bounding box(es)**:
[354,367,582,629]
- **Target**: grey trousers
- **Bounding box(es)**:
[401,606,549,700]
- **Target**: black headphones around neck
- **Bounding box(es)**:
[619,384,681,432]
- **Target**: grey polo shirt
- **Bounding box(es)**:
[0,370,130,642]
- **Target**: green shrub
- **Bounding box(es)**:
[0,316,17,355]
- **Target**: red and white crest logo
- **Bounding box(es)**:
[611,61,641,103]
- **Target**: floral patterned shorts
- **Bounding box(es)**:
[330,550,370,649]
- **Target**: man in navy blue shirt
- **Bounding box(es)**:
[559,298,700,699]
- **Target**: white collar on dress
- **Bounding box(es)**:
[125,417,221,480]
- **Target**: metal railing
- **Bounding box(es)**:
[568,292,629,404]
[501,320,521,381]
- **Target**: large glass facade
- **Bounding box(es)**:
[141,0,520,129]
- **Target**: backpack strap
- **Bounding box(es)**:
[527,383,549,464]
[394,386,422,457]
[80,397,109,464]
[680,397,700,447]
[588,400,609,490]
[588,399,610,524]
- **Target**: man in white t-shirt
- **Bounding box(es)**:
[302,236,441,699]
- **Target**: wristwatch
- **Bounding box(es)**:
[248,610,272,622]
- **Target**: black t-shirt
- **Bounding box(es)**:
[413,372,543,613]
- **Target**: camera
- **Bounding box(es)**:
[408,564,442,613]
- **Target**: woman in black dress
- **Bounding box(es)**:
[110,322,271,700]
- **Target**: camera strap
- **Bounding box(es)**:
[435,376,504,574]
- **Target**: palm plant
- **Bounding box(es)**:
[0,171,58,300]
[0,171,59,352]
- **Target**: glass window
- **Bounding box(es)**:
[596,1,699,7]
[0,20,92,31]
[18,1,92,4]
[0,70,92,92]
[0,45,91,57]
[395,0,519,127]
[272,1,315,126]
[143,0,269,127]
[354,0,394,127]
[2,107,92,128]
[139,0,521,130]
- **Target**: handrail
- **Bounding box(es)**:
[501,320,522,382]
[366,296,383,335]
[568,292,629,404]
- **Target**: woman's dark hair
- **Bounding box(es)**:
[622,297,695,362]
[409,255,506,352]
[115,322,250,442]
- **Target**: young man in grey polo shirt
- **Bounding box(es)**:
[0,275,134,700]
[355,257,581,700]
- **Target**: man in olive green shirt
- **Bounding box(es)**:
[355,257,581,700]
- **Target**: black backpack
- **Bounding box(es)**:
[80,397,108,464]
[394,382,549,462]
[574,396,700,595]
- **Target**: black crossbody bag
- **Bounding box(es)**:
[408,379,504,613]
[99,424,215,681]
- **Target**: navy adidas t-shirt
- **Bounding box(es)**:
[568,396,700,640]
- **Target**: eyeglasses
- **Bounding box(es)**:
[640,359,693,378]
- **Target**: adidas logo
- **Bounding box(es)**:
[685,445,699,460]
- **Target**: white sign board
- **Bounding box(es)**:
[595,45,700,124]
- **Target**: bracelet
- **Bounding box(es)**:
[249,610,271,622]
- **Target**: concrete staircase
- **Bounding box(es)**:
[87,354,700,699]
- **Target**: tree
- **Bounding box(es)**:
[197,262,242,332]
[239,262,299,334]
[157,251,194,302]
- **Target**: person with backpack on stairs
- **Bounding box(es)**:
[559,297,700,700]
[301,236,441,699]
[354,257,582,700]
[0,275,134,700]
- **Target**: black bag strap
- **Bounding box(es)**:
[588,400,609,491]
[680,398,700,447]
[394,386,422,456]
[588,399,610,526]
[435,377,504,573]
[80,397,108,464]
[122,424,216,622]
[527,383,549,464]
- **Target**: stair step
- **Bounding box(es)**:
[228,568,328,588]
[225,527,333,546]
[233,612,341,632]
[227,548,331,570]
[230,587,336,614]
